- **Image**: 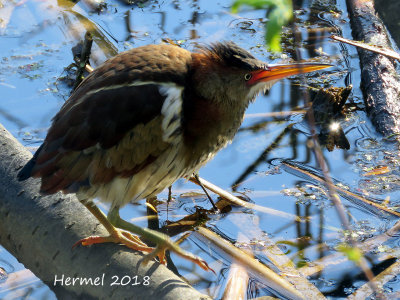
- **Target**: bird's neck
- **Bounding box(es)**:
[178,53,251,168]
[181,87,247,168]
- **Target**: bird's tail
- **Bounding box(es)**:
[17,144,43,181]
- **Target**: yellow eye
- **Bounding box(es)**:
[244,73,252,81]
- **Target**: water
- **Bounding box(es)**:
[1,0,399,298]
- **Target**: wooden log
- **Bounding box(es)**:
[346,0,400,137]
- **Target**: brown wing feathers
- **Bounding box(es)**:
[18,44,192,195]
[31,84,168,194]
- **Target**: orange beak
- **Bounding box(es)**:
[248,63,332,85]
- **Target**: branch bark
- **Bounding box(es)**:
[346,0,400,137]
[0,123,210,300]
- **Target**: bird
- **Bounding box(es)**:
[17,41,331,271]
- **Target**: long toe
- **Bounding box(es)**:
[142,237,214,273]
[72,235,117,248]
[73,229,154,254]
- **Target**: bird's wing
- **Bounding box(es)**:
[17,44,192,194]
[28,82,184,194]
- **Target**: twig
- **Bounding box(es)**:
[331,35,400,62]
[244,110,306,119]
[164,203,320,298]
[233,214,326,299]
[193,173,218,210]
[195,227,305,300]
[221,233,250,300]
[162,196,322,298]
[189,176,301,221]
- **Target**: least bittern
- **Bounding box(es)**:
[18,42,331,271]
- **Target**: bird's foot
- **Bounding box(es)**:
[73,229,213,272]
[141,234,214,273]
[101,207,214,272]
[72,228,154,253]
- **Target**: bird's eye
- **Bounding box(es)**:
[244,73,252,81]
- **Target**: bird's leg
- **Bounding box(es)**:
[167,185,172,204]
[108,206,213,272]
[193,173,218,211]
[73,201,154,253]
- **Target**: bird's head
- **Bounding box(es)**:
[191,42,331,106]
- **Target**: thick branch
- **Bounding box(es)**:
[0,123,209,299]
[346,0,400,137]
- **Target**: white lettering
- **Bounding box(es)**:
[54,274,64,286]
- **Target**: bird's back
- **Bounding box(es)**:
[18,44,194,202]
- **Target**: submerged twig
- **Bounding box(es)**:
[347,260,400,299]
[282,161,400,218]
[236,216,326,299]
[232,124,294,189]
[164,196,323,298]
[299,219,400,277]
[195,227,305,300]
[221,233,250,300]
[221,263,249,300]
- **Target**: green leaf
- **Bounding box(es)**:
[337,243,362,263]
[232,0,293,52]
[232,0,276,12]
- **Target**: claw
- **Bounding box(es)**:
[72,235,111,248]
[173,248,215,273]
[141,237,215,273]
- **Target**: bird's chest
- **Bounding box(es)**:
[182,96,245,168]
